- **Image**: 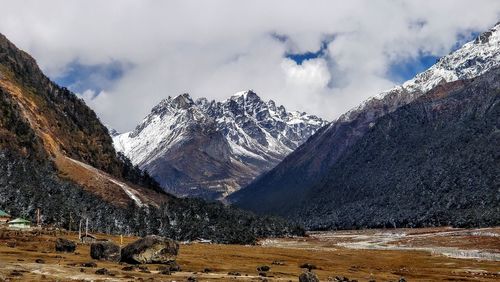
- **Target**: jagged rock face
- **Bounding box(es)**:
[231,22,500,217]
[114,91,327,199]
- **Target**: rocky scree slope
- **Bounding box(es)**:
[231,22,500,218]
[114,91,327,200]
[0,33,303,243]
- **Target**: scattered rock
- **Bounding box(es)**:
[54,255,63,259]
[55,238,76,253]
[121,266,136,271]
[90,241,120,261]
[138,266,150,273]
[228,271,241,276]
[399,278,407,282]
[187,277,197,282]
[10,270,23,276]
[203,268,213,273]
[300,263,317,271]
[168,261,181,272]
[257,265,270,272]
[17,259,24,261]
[272,260,285,265]
[158,267,171,275]
[334,276,349,282]
[80,268,85,273]
[259,272,267,277]
[35,259,45,264]
[299,271,320,282]
[81,261,97,268]
[7,241,16,248]
[120,235,179,264]
[95,268,110,275]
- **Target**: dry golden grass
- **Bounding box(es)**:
[0,227,499,281]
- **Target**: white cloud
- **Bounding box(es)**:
[282,58,331,90]
[0,0,499,131]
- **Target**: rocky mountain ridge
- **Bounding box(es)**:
[114,90,327,199]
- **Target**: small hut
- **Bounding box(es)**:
[80,234,97,244]
[0,210,11,224]
[8,218,31,229]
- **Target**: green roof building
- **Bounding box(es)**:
[0,210,11,224]
[8,218,31,229]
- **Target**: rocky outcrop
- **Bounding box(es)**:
[120,235,179,264]
[55,238,76,253]
[90,241,121,261]
[299,271,319,282]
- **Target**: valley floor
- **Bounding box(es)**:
[0,227,498,281]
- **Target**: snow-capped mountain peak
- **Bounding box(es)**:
[113,91,328,199]
[341,22,500,122]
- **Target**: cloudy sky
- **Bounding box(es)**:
[1,0,499,131]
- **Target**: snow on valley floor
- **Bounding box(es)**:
[260,227,500,262]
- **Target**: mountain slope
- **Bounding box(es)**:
[231,22,500,216]
[0,33,303,243]
[114,91,327,199]
[297,67,500,229]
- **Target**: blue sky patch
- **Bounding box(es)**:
[387,31,480,82]
[285,40,329,65]
[387,54,439,83]
[53,60,130,94]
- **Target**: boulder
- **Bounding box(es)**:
[228,272,241,276]
[81,262,97,268]
[299,271,320,282]
[121,266,136,271]
[168,261,181,271]
[55,238,76,253]
[272,260,285,265]
[90,241,120,261]
[157,265,171,275]
[120,235,179,264]
[300,263,317,271]
[95,268,110,275]
[257,265,270,272]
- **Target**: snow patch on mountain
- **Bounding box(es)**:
[113,91,328,198]
[341,22,500,122]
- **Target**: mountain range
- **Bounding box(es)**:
[113,91,327,199]
[0,32,302,243]
[230,22,500,229]
[1,20,498,237]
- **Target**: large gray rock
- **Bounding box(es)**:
[55,238,76,253]
[299,271,320,282]
[120,235,178,264]
[90,241,120,261]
